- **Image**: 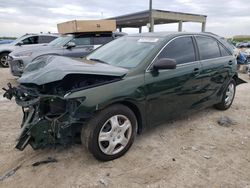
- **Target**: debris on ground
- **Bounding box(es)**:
[191,146,198,151]
[181,146,198,151]
[99,178,108,187]
[32,157,58,167]
[0,165,21,181]
[203,155,211,159]
[181,146,188,150]
[210,146,217,150]
[208,125,213,129]
[217,116,237,127]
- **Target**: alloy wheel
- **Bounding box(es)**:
[98,115,132,155]
[0,55,8,67]
[225,83,235,106]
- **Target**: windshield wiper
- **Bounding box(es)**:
[89,58,109,64]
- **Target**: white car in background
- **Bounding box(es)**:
[0,33,58,67]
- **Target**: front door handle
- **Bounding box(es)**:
[85,47,94,52]
[228,60,233,65]
[193,68,200,72]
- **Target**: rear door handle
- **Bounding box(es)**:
[193,68,200,75]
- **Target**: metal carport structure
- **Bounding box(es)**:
[107,9,207,33]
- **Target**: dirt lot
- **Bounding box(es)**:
[0,68,250,188]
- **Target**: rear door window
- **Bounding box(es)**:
[93,37,113,45]
[158,36,196,64]
[196,36,221,60]
[38,36,57,43]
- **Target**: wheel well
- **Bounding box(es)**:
[0,51,11,55]
[119,101,143,134]
[232,73,247,86]
[232,74,238,82]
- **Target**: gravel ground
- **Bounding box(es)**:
[0,68,250,188]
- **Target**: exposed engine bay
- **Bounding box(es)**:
[3,74,121,150]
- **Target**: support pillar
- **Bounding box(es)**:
[149,0,154,32]
[119,27,122,32]
[139,27,142,33]
[178,21,183,32]
[201,22,206,32]
[149,18,154,32]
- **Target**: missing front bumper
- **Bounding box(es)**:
[3,83,87,151]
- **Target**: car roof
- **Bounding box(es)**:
[21,33,59,37]
[128,31,220,38]
[128,32,233,53]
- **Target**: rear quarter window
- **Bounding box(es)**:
[218,43,231,56]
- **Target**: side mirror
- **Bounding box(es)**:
[153,58,177,70]
[66,42,76,49]
[16,41,24,46]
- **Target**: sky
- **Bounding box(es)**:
[0,0,249,38]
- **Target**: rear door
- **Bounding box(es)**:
[194,36,235,106]
[145,36,202,127]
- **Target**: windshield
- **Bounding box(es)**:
[48,35,73,46]
[87,36,163,68]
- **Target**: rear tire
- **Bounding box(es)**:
[81,104,137,161]
[0,52,10,67]
[214,79,236,110]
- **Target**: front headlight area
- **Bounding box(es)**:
[17,95,88,150]
[14,51,33,58]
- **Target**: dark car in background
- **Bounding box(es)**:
[0,33,58,67]
[8,32,126,76]
[3,32,238,161]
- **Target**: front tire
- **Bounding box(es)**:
[214,79,236,110]
[0,52,10,67]
[81,104,137,161]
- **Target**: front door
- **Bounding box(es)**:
[145,36,202,127]
[64,36,94,58]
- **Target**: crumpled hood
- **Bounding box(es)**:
[18,55,129,85]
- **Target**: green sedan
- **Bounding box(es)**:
[3,32,238,161]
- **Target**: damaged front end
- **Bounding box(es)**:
[3,74,121,151]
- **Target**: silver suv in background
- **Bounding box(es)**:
[0,33,58,67]
[8,32,126,77]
